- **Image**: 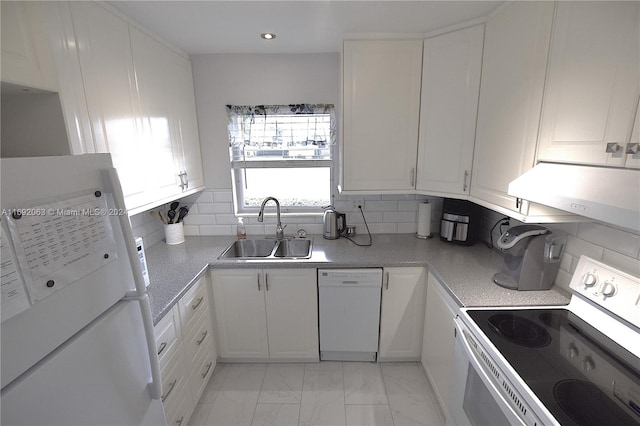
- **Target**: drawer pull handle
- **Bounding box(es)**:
[157,342,167,356]
[161,379,177,402]
[176,415,184,426]
[385,272,389,290]
[196,330,208,346]
[201,362,213,379]
[191,296,204,310]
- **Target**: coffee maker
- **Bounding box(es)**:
[493,225,566,291]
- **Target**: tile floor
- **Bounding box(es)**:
[188,362,445,426]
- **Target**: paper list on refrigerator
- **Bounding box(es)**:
[1,223,30,322]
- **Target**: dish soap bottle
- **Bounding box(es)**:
[236,217,247,239]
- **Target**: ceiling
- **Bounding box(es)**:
[108,1,503,55]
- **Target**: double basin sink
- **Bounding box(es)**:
[218,238,313,260]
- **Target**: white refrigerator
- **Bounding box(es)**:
[0,154,166,425]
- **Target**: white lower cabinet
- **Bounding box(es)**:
[379,267,426,361]
[153,273,215,426]
[211,268,318,361]
[421,271,458,419]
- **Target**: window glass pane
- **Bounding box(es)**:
[240,167,330,209]
[229,114,332,162]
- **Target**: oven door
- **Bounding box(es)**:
[446,317,527,426]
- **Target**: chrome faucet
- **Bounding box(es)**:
[257,197,285,240]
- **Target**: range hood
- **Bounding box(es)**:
[508,162,640,231]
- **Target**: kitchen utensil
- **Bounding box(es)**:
[158,211,168,224]
[169,201,179,211]
[176,206,189,223]
[322,206,346,239]
[167,209,176,224]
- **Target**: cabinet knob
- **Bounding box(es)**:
[605,142,621,153]
[625,143,639,155]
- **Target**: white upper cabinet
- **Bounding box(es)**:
[416,25,484,197]
[168,52,205,192]
[129,27,186,203]
[470,2,555,217]
[70,2,149,209]
[537,1,640,168]
[1,1,58,91]
[69,3,204,213]
[342,40,423,191]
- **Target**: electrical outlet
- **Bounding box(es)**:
[352,198,365,210]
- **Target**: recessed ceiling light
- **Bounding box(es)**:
[261,33,276,40]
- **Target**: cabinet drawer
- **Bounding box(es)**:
[179,276,210,332]
[183,308,213,366]
[154,305,181,368]
[188,339,215,403]
[163,378,193,426]
[160,348,188,407]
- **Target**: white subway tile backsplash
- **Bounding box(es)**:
[576,222,640,258]
[601,249,640,277]
[132,190,639,283]
[200,225,233,235]
[366,200,398,212]
[398,201,420,212]
[383,211,417,223]
[197,202,233,214]
[214,214,240,225]
[564,235,605,261]
[213,191,233,203]
[183,214,217,225]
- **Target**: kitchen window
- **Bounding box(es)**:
[226,104,335,215]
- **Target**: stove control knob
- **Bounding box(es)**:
[583,273,598,288]
[582,356,595,372]
[567,343,579,359]
[601,281,617,298]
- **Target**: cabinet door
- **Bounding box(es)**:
[70,3,148,209]
[537,2,640,167]
[129,27,183,204]
[379,267,426,360]
[416,25,484,197]
[343,40,423,191]
[1,1,58,91]
[170,56,205,191]
[264,269,319,360]
[470,2,554,215]
[421,272,457,418]
[211,269,268,359]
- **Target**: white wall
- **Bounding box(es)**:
[190,53,340,188]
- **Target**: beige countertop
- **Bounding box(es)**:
[145,234,570,324]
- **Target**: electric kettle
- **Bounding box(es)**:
[323,206,346,239]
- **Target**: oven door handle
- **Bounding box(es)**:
[453,317,528,426]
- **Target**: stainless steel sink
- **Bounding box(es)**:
[218,238,312,259]
[218,239,277,259]
[273,239,312,258]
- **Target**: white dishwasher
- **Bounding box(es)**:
[318,269,382,361]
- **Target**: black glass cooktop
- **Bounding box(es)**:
[467,309,640,426]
